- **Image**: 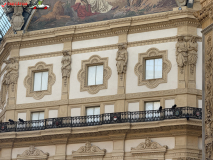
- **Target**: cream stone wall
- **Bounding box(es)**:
[19,44,64,56]
[165,99,175,108]
[197,28,202,37]
[198,100,202,108]
[196,42,202,90]
[128,102,139,111]
[17,56,62,104]
[125,137,175,152]
[1,56,9,71]
[126,42,177,93]
[72,36,118,50]
[71,108,81,117]
[69,50,117,99]
[12,145,56,159]
[48,110,58,118]
[127,28,177,42]
[198,137,202,150]
[66,141,113,155]
[17,112,26,121]
[104,105,114,113]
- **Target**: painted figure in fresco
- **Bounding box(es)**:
[176,36,188,69]
[116,43,128,74]
[72,0,114,19]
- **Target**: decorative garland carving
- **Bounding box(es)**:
[205,35,213,160]
[77,55,112,94]
[131,138,167,159]
[61,50,71,86]
[194,2,213,23]
[134,48,172,89]
[0,58,19,109]
[176,35,198,74]
[72,141,106,159]
[24,62,56,100]
[17,146,49,160]
[116,43,128,80]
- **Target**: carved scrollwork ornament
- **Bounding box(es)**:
[61,50,71,86]
[116,43,128,80]
[205,35,213,160]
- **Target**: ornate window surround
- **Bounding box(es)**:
[24,62,56,100]
[134,48,172,89]
[77,55,112,94]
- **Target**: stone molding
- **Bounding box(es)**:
[134,48,172,88]
[17,145,49,160]
[72,141,106,159]
[24,62,56,100]
[12,88,202,110]
[77,55,112,94]
[194,2,213,23]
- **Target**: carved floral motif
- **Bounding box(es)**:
[72,141,106,158]
[61,50,71,86]
[131,138,167,151]
[17,146,49,160]
[205,35,213,160]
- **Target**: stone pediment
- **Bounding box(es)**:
[17,146,49,160]
[131,138,167,154]
[72,142,106,159]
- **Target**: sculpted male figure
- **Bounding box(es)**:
[116,43,128,74]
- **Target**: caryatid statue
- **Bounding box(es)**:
[188,36,198,74]
[3,58,19,86]
[116,43,128,75]
[61,50,71,85]
[176,36,188,73]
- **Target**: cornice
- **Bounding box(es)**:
[0,119,201,148]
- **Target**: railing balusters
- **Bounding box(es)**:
[0,107,202,133]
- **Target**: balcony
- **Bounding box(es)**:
[0,107,202,133]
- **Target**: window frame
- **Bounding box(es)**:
[145,101,161,111]
[145,57,163,80]
[86,63,104,87]
[33,70,49,92]
[31,111,45,120]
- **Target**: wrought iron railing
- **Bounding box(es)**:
[0,107,202,133]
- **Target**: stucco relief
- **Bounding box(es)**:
[0,58,19,109]
[176,35,198,74]
[134,48,172,89]
[17,145,49,160]
[131,138,167,159]
[77,55,112,94]
[72,141,106,159]
[116,43,128,79]
[205,35,213,160]
[61,50,71,86]
[24,62,56,100]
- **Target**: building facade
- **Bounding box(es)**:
[0,0,203,159]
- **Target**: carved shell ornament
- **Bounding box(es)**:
[17,146,49,159]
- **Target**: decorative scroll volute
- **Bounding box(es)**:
[61,50,71,86]
[72,141,106,159]
[17,146,49,160]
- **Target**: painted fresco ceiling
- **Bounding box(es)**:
[27,0,178,31]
